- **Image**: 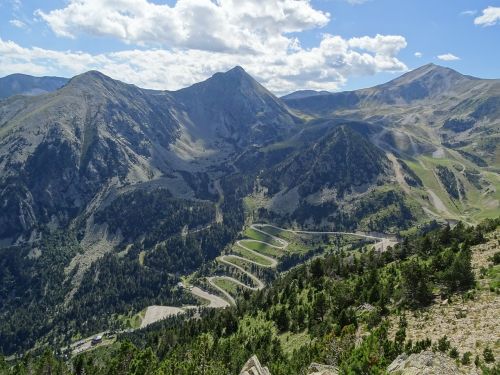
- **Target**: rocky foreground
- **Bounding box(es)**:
[240,351,462,375]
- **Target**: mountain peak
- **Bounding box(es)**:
[208,65,256,85]
[388,63,469,87]
[177,65,268,97]
[69,70,113,85]
[227,65,246,74]
[64,70,137,94]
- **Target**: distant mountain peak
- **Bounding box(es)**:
[387,63,470,88]
[281,90,331,100]
[0,73,68,99]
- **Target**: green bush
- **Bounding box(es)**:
[437,336,451,353]
[461,351,472,365]
[483,347,495,363]
[449,347,459,359]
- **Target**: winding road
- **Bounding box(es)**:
[205,224,397,305]
[70,223,397,354]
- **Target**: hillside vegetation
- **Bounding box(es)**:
[2,218,498,374]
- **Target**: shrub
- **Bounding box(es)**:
[436,336,451,353]
[483,347,495,363]
[449,347,459,359]
[492,252,500,265]
[461,351,472,365]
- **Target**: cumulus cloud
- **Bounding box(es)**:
[35,0,330,54]
[0,33,408,95]
[0,0,410,94]
[437,53,460,61]
[474,6,500,26]
[414,52,422,58]
[9,19,26,28]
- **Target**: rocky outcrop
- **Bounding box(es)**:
[387,351,462,374]
[240,355,271,375]
[308,362,339,375]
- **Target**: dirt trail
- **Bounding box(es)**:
[214,179,224,224]
[427,188,454,217]
[386,152,411,195]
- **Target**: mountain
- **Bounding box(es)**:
[0,67,305,353]
[261,125,390,197]
[0,73,68,99]
[283,63,495,111]
[280,89,330,100]
[0,70,180,243]
[284,64,500,224]
[172,66,298,147]
[0,67,298,245]
[0,64,498,356]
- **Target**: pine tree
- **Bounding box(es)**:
[401,258,433,307]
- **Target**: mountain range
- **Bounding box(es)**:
[0,63,498,354]
[0,73,68,99]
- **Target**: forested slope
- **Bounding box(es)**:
[2,218,498,374]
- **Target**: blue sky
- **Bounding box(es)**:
[0,0,499,94]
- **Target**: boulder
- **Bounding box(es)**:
[387,351,462,375]
[240,355,271,375]
[308,362,339,375]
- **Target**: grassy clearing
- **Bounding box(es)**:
[279,331,312,356]
[117,309,146,329]
[212,278,239,296]
[239,240,284,258]
[232,247,273,266]
[406,157,460,215]
[244,227,281,246]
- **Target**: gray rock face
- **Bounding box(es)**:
[387,351,462,375]
[240,355,271,375]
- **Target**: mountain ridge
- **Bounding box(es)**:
[0,73,68,99]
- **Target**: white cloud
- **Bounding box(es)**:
[0,33,408,95]
[35,0,330,54]
[414,52,422,58]
[346,0,371,4]
[460,10,477,16]
[9,19,26,28]
[437,53,460,61]
[474,6,500,26]
[11,0,22,11]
